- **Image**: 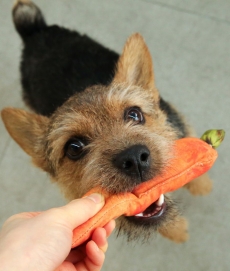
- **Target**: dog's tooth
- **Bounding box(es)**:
[156,194,164,206]
[135,212,144,217]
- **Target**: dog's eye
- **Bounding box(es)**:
[124,107,144,124]
[65,138,86,160]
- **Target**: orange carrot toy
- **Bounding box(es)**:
[72,130,225,248]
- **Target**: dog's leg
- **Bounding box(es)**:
[158,216,189,243]
[184,172,212,195]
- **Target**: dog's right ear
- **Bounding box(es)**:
[113,33,159,101]
[1,108,49,171]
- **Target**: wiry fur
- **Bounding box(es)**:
[1,0,213,243]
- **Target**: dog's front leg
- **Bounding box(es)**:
[158,215,189,243]
[184,173,212,195]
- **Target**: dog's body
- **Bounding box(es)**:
[1,0,212,243]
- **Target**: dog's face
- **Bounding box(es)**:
[1,34,180,241]
[46,82,176,196]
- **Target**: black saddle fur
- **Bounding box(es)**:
[14,2,188,137]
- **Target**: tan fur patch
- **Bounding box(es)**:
[113,33,158,101]
[1,108,49,171]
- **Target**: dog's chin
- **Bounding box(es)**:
[116,195,179,242]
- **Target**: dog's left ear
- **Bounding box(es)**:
[1,108,49,171]
[113,33,158,101]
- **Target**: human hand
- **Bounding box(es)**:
[0,194,115,271]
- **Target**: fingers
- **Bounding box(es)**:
[91,220,116,253]
[91,228,107,252]
[54,261,76,271]
[103,220,116,238]
[66,220,115,263]
[91,220,115,253]
[81,224,115,271]
[84,240,105,270]
[83,224,115,270]
[71,240,105,271]
[64,222,115,271]
[65,220,115,262]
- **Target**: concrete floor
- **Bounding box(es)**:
[0,0,229,270]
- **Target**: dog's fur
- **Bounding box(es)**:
[1,0,213,243]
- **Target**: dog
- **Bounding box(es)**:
[1,0,213,243]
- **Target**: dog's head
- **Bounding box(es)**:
[1,34,180,241]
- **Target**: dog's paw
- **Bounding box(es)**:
[158,216,189,243]
[184,173,213,196]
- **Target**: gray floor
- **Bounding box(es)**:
[0,0,229,270]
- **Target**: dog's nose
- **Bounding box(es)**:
[113,145,150,180]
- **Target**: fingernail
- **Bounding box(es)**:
[87,193,104,204]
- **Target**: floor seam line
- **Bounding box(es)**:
[143,0,230,26]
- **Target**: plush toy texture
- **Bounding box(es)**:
[71,137,218,248]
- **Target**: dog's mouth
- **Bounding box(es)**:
[128,194,166,221]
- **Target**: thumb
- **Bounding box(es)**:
[56,193,105,230]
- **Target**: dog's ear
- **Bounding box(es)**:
[1,108,49,171]
[113,33,158,100]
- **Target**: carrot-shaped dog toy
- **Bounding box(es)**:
[72,130,225,248]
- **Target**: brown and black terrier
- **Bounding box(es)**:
[1,0,212,243]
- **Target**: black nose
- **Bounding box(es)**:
[113,145,150,180]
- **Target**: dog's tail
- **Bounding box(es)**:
[12,0,47,41]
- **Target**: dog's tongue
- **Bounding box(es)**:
[71,137,219,248]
